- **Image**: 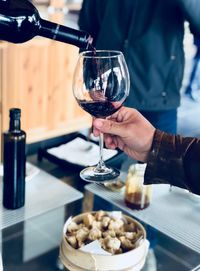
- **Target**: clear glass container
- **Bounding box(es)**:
[125,163,152,210]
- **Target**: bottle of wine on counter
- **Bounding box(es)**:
[0,0,93,49]
[3,108,26,210]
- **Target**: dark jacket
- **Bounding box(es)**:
[78,0,200,111]
[145,130,200,196]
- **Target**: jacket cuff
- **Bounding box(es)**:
[144,130,190,190]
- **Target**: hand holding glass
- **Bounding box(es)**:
[73,50,130,182]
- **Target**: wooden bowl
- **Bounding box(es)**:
[60,212,149,271]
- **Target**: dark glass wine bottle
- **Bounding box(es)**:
[3,108,26,210]
[0,0,93,49]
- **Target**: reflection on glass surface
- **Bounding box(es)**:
[92,194,200,271]
[23,207,65,262]
[1,196,200,271]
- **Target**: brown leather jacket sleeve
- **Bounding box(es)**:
[144,130,200,195]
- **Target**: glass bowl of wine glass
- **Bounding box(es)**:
[73,50,130,182]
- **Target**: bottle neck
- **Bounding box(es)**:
[9,119,21,131]
[38,18,93,49]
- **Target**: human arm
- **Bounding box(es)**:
[93,107,200,195]
[145,130,200,195]
[93,107,156,163]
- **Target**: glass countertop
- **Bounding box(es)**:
[1,195,200,271]
[1,162,199,271]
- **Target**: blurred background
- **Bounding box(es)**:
[0,0,200,158]
[1,2,200,271]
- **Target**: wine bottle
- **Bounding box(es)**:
[3,108,26,210]
[0,0,93,49]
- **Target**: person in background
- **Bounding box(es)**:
[78,0,200,134]
[185,34,200,101]
[92,106,200,196]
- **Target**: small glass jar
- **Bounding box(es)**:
[124,163,152,210]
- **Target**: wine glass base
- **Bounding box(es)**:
[80,166,120,183]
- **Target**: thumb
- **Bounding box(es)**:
[93,118,122,136]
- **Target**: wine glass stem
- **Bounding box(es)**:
[96,132,106,171]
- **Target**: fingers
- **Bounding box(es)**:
[104,134,117,149]
[93,118,122,136]
[93,126,117,149]
[93,126,100,137]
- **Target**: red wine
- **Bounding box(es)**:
[78,100,121,118]
[0,0,93,49]
[3,108,26,210]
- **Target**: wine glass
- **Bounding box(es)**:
[73,50,130,182]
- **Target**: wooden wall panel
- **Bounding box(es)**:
[2,40,48,134]
[0,39,91,146]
